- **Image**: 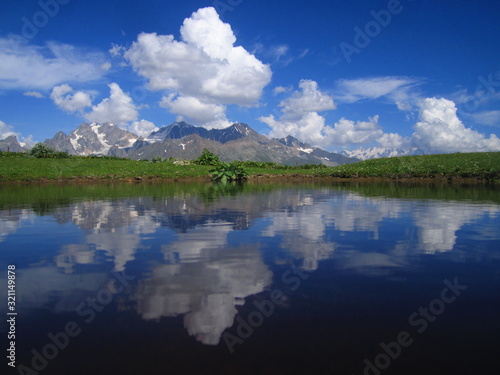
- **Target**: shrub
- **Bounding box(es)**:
[193,149,221,166]
[210,162,248,183]
[52,151,71,159]
[240,161,282,169]
[0,151,25,158]
[28,143,69,158]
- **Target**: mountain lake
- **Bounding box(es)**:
[1,180,499,374]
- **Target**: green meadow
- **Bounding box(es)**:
[1,151,499,182]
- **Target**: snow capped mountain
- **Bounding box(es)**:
[131,122,357,165]
[215,123,261,143]
[44,123,141,155]
[0,135,28,152]
[31,121,360,166]
[277,135,357,164]
[277,135,314,153]
[147,122,262,144]
[146,121,205,143]
[341,147,419,160]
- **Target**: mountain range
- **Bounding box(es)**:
[1,122,360,166]
[340,147,421,160]
[0,135,28,153]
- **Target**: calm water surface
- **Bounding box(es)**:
[1,181,499,374]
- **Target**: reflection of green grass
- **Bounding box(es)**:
[1,179,499,215]
[0,179,290,211]
[333,181,500,204]
[1,152,499,182]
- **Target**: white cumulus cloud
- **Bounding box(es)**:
[0,38,108,90]
[109,44,126,57]
[377,132,410,149]
[124,7,272,127]
[0,121,17,139]
[325,116,383,146]
[85,83,138,125]
[345,97,500,157]
[280,80,336,117]
[125,120,159,138]
[261,79,381,147]
[50,84,92,113]
[411,98,500,154]
[262,111,330,145]
[160,94,230,128]
[0,120,35,146]
[260,79,335,144]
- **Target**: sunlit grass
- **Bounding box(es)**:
[0,154,213,181]
[315,152,500,180]
[1,152,499,182]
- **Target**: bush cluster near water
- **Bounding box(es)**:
[28,143,71,159]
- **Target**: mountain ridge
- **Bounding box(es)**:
[111,121,358,165]
[0,135,28,153]
[44,123,140,155]
[2,121,359,166]
[340,147,422,160]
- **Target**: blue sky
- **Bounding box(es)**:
[1,0,500,154]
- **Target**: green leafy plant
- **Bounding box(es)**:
[28,143,70,159]
[151,156,164,163]
[193,149,221,166]
[210,162,248,183]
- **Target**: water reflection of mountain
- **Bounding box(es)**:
[2,186,500,270]
[1,183,500,345]
[45,189,335,272]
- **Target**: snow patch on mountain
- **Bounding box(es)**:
[341,147,418,160]
[39,121,359,166]
[298,147,314,154]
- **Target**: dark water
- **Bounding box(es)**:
[1,181,499,375]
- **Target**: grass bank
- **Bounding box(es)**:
[0,151,499,182]
[315,152,500,180]
[0,152,318,182]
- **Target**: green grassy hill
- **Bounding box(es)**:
[1,151,499,182]
[316,152,500,180]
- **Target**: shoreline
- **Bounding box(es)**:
[0,173,494,185]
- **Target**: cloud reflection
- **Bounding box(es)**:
[1,185,499,345]
[136,245,272,345]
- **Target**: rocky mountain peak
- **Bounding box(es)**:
[43,122,140,155]
[34,121,360,166]
[147,121,205,142]
[0,135,27,152]
[278,135,312,150]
